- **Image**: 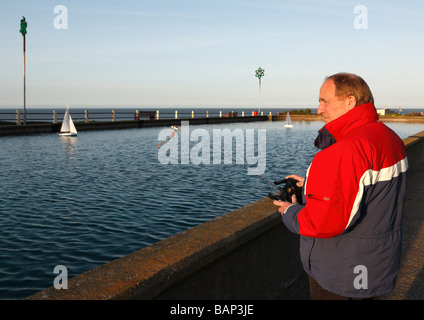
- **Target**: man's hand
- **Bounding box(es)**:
[273,194,298,215]
[285,174,305,187]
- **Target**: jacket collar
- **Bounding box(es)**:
[314,103,379,150]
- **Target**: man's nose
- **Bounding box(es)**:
[317,103,324,114]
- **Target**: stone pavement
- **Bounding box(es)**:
[384,163,424,300]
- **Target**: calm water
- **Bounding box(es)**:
[0,119,422,299]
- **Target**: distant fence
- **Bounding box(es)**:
[3,109,423,125]
[0,109,272,125]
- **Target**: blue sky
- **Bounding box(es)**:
[1,0,423,109]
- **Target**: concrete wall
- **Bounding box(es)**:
[2,114,422,137]
[403,130,424,172]
[26,198,307,300]
[26,130,424,300]
[0,116,269,137]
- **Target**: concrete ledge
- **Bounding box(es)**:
[2,115,423,137]
[270,114,424,123]
[378,116,424,123]
[25,130,424,300]
[402,130,424,172]
[0,116,269,137]
[26,197,305,300]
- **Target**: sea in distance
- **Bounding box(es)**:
[0,107,423,300]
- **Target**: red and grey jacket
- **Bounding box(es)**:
[283,102,408,298]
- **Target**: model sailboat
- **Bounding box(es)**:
[58,106,78,136]
[284,112,293,128]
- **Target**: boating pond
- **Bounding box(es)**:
[0,120,422,299]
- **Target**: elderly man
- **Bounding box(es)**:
[274,73,408,300]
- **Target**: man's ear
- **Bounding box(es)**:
[347,95,357,110]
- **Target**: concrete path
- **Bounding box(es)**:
[385,164,424,300]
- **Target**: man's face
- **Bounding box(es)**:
[318,79,355,124]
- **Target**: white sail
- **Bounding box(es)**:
[60,107,70,132]
[284,112,293,128]
[59,106,78,136]
[68,114,77,135]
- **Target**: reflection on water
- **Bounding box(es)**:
[60,136,78,158]
[0,120,420,299]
